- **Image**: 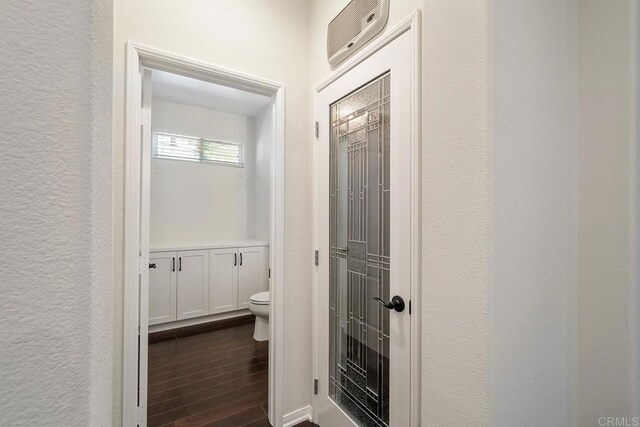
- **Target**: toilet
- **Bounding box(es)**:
[248,291,269,341]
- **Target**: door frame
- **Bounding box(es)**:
[123,42,286,426]
[311,10,422,426]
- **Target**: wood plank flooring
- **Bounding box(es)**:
[147,320,318,427]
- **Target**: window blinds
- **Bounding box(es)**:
[152,131,244,167]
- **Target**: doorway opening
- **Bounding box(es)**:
[123,44,285,427]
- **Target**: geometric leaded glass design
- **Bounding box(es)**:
[329,72,390,427]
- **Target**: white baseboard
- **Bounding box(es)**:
[148,309,251,333]
[282,405,313,427]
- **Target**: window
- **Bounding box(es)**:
[152,131,244,167]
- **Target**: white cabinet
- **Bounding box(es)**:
[209,248,238,314]
[210,246,269,313]
[149,243,268,325]
[149,252,177,325]
[237,246,269,309]
[176,250,209,320]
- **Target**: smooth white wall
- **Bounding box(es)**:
[0,0,113,425]
[578,1,638,424]
[491,1,577,425]
[113,0,311,420]
[150,99,252,247]
[309,0,493,425]
[247,105,272,241]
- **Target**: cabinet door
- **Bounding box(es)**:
[177,250,210,320]
[237,246,269,309]
[149,252,177,325]
[209,248,238,314]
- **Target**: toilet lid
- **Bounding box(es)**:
[250,291,269,305]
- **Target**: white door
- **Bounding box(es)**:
[148,251,177,325]
[176,249,210,319]
[209,248,238,314]
[314,30,414,427]
[237,246,269,308]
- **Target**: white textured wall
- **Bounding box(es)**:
[150,99,253,247]
[578,1,638,425]
[308,0,493,425]
[0,0,113,425]
[113,0,312,419]
[491,1,577,425]
[420,2,492,424]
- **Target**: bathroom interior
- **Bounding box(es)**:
[145,69,273,426]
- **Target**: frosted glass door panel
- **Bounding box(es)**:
[329,73,391,427]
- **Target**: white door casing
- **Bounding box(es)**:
[136,67,153,426]
[124,41,288,427]
[313,11,422,427]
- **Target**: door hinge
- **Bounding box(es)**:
[268,268,271,279]
[409,299,412,315]
[314,378,319,395]
[315,121,319,138]
[314,250,319,266]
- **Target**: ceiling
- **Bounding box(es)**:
[151,70,272,117]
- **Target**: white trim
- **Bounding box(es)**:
[123,42,286,427]
[131,44,280,96]
[282,405,313,427]
[137,67,152,427]
[311,10,422,427]
[631,0,640,416]
[123,42,142,427]
[270,85,286,427]
[408,10,423,427]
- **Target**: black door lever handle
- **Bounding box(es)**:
[149,263,156,269]
[373,295,405,312]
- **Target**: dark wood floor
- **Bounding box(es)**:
[148,320,318,427]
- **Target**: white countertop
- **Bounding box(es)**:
[151,239,269,253]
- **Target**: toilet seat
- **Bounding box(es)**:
[250,291,269,305]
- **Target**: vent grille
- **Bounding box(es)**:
[327,0,381,59]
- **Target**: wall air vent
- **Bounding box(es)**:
[327,0,390,68]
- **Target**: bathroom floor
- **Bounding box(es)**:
[147,318,272,426]
[147,318,318,427]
